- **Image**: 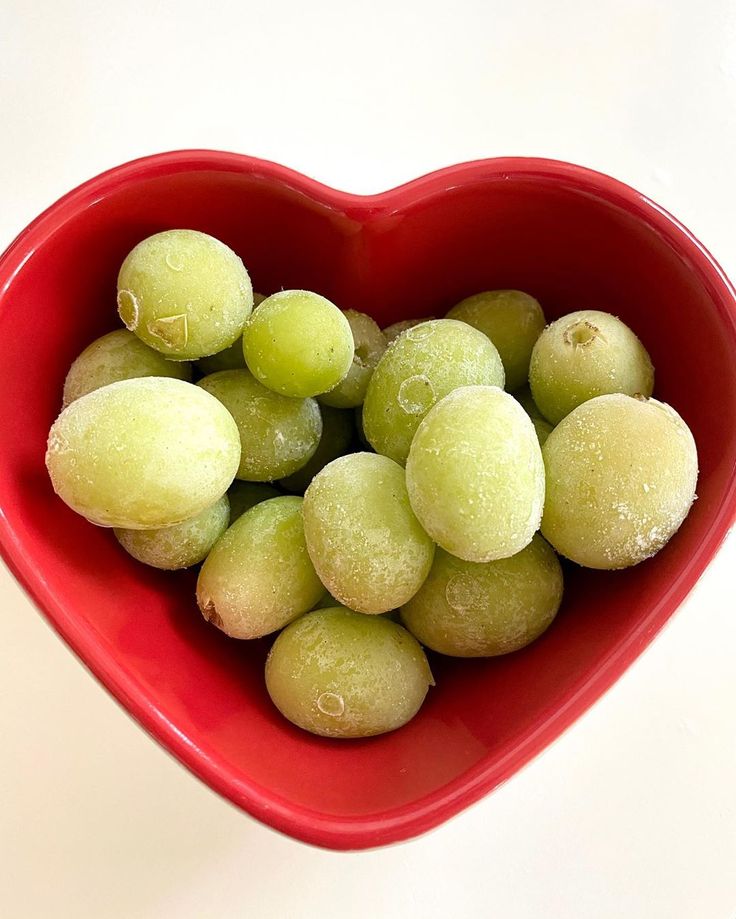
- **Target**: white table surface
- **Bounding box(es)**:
[1,2,735,917]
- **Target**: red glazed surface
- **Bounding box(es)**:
[1,152,735,851]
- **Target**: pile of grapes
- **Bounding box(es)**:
[46,230,698,739]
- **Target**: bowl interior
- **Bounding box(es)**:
[1,154,735,848]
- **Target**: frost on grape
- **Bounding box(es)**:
[445,572,485,612]
[541,393,698,569]
[402,538,563,657]
[406,386,544,563]
[302,453,434,614]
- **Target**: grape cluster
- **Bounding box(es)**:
[45,230,698,739]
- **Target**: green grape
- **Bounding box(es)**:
[62,329,192,406]
[227,481,281,521]
[265,607,433,738]
[318,310,387,408]
[242,290,354,398]
[406,385,544,562]
[197,496,323,639]
[532,415,554,447]
[529,310,654,424]
[195,293,266,374]
[303,452,435,614]
[117,229,253,360]
[197,369,321,481]
[363,319,505,464]
[46,377,240,528]
[541,394,698,569]
[447,290,545,392]
[383,317,433,344]
[114,495,229,570]
[401,536,563,657]
[279,406,353,493]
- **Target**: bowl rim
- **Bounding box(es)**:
[1,150,736,851]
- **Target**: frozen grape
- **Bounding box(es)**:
[401,536,563,657]
[117,230,253,360]
[447,290,545,391]
[265,607,433,738]
[242,290,354,398]
[303,453,435,614]
[227,481,281,521]
[196,293,266,374]
[318,310,387,408]
[363,319,505,464]
[541,394,698,569]
[406,385,544,562]
[46,377,240,528]
[114,495,229,570]
[197,496,323,639]
[383,317,433,344]
[197,369,321,481]
[280,406,353,493]
[62,329,191,406]
[529,310,654,424]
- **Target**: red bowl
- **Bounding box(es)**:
[1,152,735,850]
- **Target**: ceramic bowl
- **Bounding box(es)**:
[1,152,735,849]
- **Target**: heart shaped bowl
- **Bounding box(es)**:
[1,152,735,850]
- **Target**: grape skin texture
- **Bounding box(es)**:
[63,329,191,406]
[383,318,433,344]
[115,495,230,570]
[406,385,545,562]
[363,319,505,464]
[46,377,240,529]
[529,309,654,425]
[243,291,354,398]
[265,607,434,738]
[280,406,354,493]
[197,369,322,481]
[302,453,435,614]
[541,394,698,569]
[196,293,266,374]
[447,290,545,392]
[117,230,253,360]
[227,481,281,522]
[196,496,323,639]
[318,310,387,408]
[401,536,563,657]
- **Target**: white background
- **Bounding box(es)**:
[1,2,735,917]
